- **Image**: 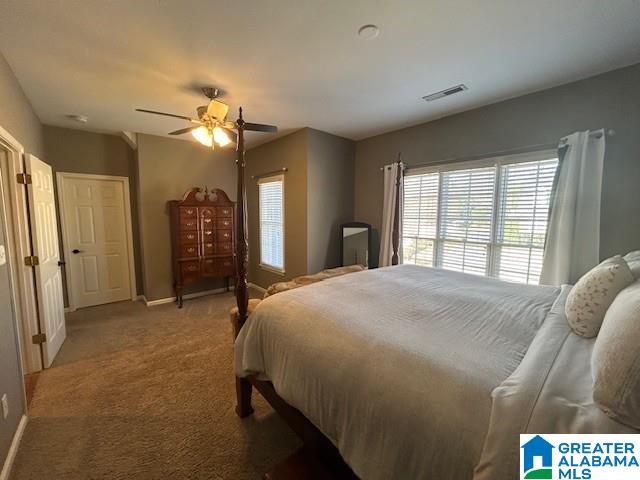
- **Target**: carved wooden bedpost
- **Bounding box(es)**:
[391,154,402,265]
[234,107,254,417]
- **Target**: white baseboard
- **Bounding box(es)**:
[248,282,267,295]
[64,306,76,313]
[0,415,28,480]
[144,286,234,307]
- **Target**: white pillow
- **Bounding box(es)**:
[624,250,640,279]
[565,256,634,338]
[592,280,640,429]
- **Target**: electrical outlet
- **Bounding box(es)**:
[1,394,8,420]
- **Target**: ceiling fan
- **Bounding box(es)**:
[135,87,276,149]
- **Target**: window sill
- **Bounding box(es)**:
[259,264,286,276]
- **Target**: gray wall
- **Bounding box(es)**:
[355,62,640,265]
[307,128,355,273]
[43,126,143,300]
[246,129,308,288]
[0,53,43,157]
[136,134,237,301]
[0,51,39,468]
[0,159,25,473]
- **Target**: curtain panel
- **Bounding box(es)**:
[541,129,605,285]
[379,161,404,267]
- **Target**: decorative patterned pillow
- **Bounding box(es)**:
[565,256,634,338]
[624,250,640,279]
[592,280,640,429]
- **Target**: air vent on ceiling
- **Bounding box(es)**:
[422,84,468,102]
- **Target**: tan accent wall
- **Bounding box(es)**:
[136,133,237,301]
[246,129,309,288]
[43,126,143,300]
[246,128,356,289]
[355,62,640,265]
[306,128,355,273]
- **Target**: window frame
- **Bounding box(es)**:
[258,173,286,275]
[402,149,558,283]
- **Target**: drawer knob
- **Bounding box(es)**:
[186,209,194,214]
[204,218,212,223]
[187,247,195,253]
[187,234,194,239]
[187,265,197,271]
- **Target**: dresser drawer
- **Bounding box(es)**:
[217,206,233,218]
[180,244,199,258]
[200,207,215,218]
[180,231,198,245]
[216,218,232,229]
[180,261,200,277]
[202,257,234,276]
[217,257,235,276]
[180,217,198,231]
[217,242,233,254]
[202,257,216,275]
[179,207,197,220]
[217,229,232,242]
[202,241,215,255]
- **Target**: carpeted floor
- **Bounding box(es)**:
[11,293,300,479]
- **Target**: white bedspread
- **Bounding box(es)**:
[235,265,561,479]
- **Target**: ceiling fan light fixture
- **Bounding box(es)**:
[212,126,231,147]
[192,126,213,147]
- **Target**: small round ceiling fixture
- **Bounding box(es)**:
[358,24,380,40]
[67,114,88,123]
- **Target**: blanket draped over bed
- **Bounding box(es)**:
[235,265,635,479]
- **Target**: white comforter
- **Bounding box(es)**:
[235,265,562,479]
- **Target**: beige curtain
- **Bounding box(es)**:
[379,162,403,267]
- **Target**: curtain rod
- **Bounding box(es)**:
[379,129,615,171]
[252,167,288,180]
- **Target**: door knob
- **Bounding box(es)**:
[72,249,82,254]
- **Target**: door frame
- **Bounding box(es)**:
[56,172,137,311]
[0,124,41,375]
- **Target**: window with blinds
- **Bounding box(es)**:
[402,152,558,285]
[259,175,284,272]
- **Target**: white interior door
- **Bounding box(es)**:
[59,174,133,308]
[25,154,66,367]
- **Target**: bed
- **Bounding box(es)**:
[229,114,636,479]
[234,265,637,478]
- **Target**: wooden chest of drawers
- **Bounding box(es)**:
[168,187,236,307]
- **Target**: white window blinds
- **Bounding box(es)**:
[259,175,284,271]
[494,158,558,284]
[402,152,558,285]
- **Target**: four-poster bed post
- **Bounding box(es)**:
[391,154,402,266]
[232,107,254,417]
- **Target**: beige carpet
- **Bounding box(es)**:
[11,293,300,479]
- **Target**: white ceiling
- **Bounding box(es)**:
[1,0,639,146]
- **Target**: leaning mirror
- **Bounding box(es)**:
[340,222,372,269]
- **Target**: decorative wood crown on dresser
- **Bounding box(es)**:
[168,187,236,307]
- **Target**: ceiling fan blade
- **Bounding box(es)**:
[220,126,237,144]
[136,108,200,123]
[244,122,278,133]
[169,126,198,135]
